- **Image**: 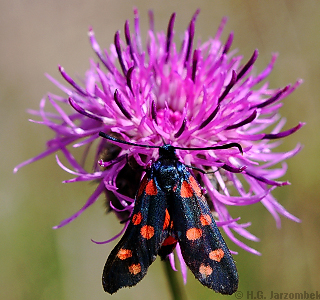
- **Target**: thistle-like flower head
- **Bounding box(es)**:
[15,9,303,267]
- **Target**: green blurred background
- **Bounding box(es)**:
[1,1,319,299]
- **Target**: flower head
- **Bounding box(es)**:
[15,8,303,265]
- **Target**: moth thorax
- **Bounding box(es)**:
[158,165,180,190]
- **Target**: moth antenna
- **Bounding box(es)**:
[174,143,243,154]
[99,132,161,149]
[99,132,243,154]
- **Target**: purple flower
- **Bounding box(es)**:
[15,9,303,272]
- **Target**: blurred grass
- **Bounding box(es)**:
[1,1,319,299]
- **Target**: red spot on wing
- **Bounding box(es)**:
[163,209,170,230]
[161,236,177,246]
[170,220,174,229]
[132,212,142,225]
[128,263,141,275]
[200,214,212,226]
[180,181,193,198]
[199,264,213,276]
[145,179,157,195]
[186,228,202,240]
[136,175,148,198]
[117,249,132,260]
[209,248,224,262]
[189,175,202,197]
[140,225,155,239]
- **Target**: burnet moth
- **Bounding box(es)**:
[99,132,241,295]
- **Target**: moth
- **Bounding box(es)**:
[99,132,240,295]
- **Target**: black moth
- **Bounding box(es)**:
[99,132,240,295]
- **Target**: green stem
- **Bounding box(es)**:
[163,259,187,300]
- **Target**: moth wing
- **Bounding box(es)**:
[102,174,168,294]
[170,165,238,295]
